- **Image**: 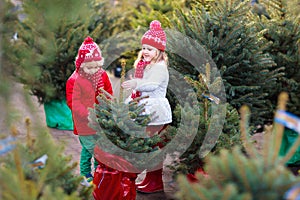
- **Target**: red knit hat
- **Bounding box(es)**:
[75,36,102,70]
[141,20,166,51]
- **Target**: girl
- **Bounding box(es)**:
[121,20,172,193]
[66,36,113,186]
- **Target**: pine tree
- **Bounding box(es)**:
[0,119,92,199]
[8,0,115,104]
[253,0,300,116]
[168,0,283,127]
[0,0,19,98]
[1,2,92,199]
[168,64,242,175]
[175,93,300,200]
[184,0,216,11]
[129,0,180,28]
[88,90,173,172]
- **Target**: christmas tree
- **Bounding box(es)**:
[253,0,300,116]
[88,90,178,172]
[168,0,282,127]
[0,2,93,198]
[167,63,242,175]
[0,0,19,98]
[0,120,92,199]
[184,0,216,10]
[8,0,114,104]
[175,93,300,200]
[129,0,179,28]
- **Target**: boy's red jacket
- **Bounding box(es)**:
[66,70,113,135]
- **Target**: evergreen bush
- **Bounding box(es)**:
[168,0,283,127]
[8,0,114,104]
[175,93,300,200]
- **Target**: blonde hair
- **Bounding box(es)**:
[134,49,168,69]
[153,50,168,66]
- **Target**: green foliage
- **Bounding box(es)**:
[1,1,93,193]
[184,0,216,11]
[0,0,19,98]
[89,91,169,152]
[216,104,242,149]
[254,0,300,116]
[175,96,300,200]
[265,19,300,115]
[176,147,297,200]
[253,0,299,20]
[129,0,179,28]
[0,122,92,199]
[169,0,283,127]
[168,65,242,175]
[284,0,300,19]
[89,90,176,171]
[8,0,114,104]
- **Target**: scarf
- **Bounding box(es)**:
[134,60,150,78]
[131,60,150,99]
[79,68,104,96]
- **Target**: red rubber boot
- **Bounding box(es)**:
[136,169,164,193]
[135,172,152,187]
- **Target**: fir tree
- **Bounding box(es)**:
[8,0,115,104]
[253,0,300,116]
[168,0,283,127]
[175,93,300,200]
[0,0,19,98]
[168,64,242,175]
[1,1,92,199]
[184,0,216,11]
[0,119,92,199]
[88,90,178,172]
[129,0,180,28]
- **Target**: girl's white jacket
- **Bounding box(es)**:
[126,61,172,125]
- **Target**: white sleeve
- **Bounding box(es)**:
[135,64,168,92]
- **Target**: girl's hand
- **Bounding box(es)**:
[121,79,137,90]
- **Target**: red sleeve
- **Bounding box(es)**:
[102,71,113,96]
[66,71,77,110]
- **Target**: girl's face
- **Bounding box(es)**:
[142,44,158,62]
[81,61,100,74]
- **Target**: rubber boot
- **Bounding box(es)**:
[136,169,164,193]
[135,171,152,187]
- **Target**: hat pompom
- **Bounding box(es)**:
[150,20,162,31]
[84,36,94,44]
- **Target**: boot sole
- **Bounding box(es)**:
[136,189,164,194]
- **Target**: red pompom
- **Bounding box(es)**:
[150,20,162,31]
[84,36,94,44]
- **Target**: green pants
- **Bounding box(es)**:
[79,135,98,177]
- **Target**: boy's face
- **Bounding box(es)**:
[81,61,100,74]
